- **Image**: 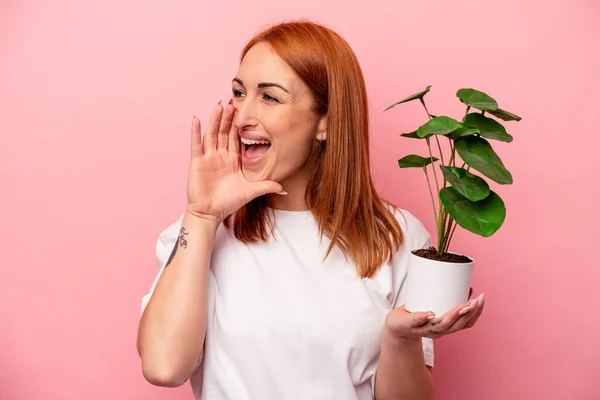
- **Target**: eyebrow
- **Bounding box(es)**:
[232,77,290,94]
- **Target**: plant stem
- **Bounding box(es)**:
[426,137,443,252]
[445,219,459,254]
[419,97,467,255]
[435,136,445,172]
[463,106,471,122]
[443,214,453,251]
[437,208,447,254]
[423,165,438,225]
[443,205,454,253]
[420,97,449,254]
[420,98,432,119]
[420,97,445,171]
[425,138,441,195]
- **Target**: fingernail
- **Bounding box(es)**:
[477,293,485,307]
[427,315,436,320]
[228,98,233,105]
[217,100,222,106]
[458,306,472,316]
[459,301,476,316]
[276,191,288,195]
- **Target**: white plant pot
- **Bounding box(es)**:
[403,251,474,317]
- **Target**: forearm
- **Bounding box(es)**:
[374,327,434,400]
[137,212,218,387]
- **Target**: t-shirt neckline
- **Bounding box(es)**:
[268,207,314,222]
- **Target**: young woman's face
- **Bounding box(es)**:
[232,42,326,185]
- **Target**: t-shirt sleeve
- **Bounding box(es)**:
[140,213,185,317]
[390,208,435,367]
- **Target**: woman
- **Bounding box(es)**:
[137,20,484,400]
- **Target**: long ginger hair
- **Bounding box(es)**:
[224,20,404,278]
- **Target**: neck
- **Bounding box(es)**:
[266,170,310,211]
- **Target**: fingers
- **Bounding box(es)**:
[396,306,435,328]
[426,298,478,334]
[246,180,285,202]
[217,103,235,150]
[190,116,202,158]
[463,294,485,329]
[445,310,474,333]
[425,293,485,337]
[446,296,484,333]
[203,102,224,152]
[459,304,483,330]
[412,312,436,327]
[228,107,240,154]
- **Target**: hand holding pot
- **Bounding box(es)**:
[385,293,485,340]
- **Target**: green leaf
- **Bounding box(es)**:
[400,130,424,139]
[464,113,513,143]
[384,85,432,111]
[440,187,506,237]
[440,166,490,202]
[456,88,498,111]
[455,136,513,184]
[449,125,480,140]
[487,108,522,121]
[398,155,439,168]
[417,116,463,138]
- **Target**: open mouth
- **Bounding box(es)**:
[240,137,272,165]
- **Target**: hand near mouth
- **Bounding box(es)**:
[185,101,284,224]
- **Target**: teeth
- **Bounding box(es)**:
[240,138,271,145]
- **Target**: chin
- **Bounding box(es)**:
[241,164,270,182]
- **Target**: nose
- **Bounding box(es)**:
[233,96,259,130]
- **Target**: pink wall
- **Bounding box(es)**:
[1,0,597,399]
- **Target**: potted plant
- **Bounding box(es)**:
[384,86,521,316]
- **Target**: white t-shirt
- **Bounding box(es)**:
[141,207,434,400]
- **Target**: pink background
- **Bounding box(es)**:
[1,0,598,399]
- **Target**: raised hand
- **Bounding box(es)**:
[186,102,284,224]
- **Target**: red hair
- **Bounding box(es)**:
[223,20,403,278]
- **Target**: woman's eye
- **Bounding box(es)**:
[262,92,279,103]
[232,89,245,98]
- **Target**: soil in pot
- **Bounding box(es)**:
[412,246,472,263]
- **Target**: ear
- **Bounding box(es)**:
[316,114,327,141]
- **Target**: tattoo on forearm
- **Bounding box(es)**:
[165,227,189,267]
[178,227,189,248]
